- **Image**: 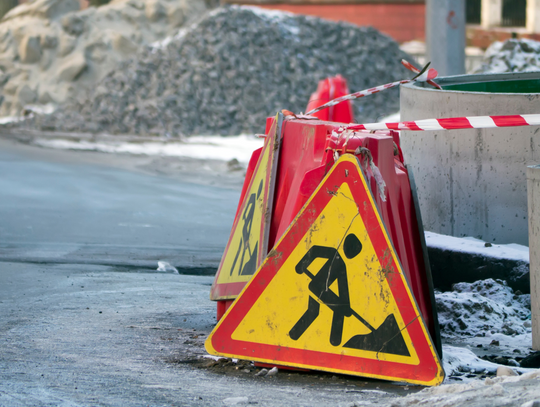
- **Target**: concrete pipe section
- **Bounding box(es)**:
[400,72,540,245]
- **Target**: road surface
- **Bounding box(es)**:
[0,137,411,406]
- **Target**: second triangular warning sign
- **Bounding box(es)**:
[206,154,444,386]
[210,113,282,301]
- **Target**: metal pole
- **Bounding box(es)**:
[426,0,466,76]
[528,165,540,351]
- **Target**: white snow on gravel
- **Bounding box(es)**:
[0,116,24,125]
[436,279,531,338]
[436,278,532,371]
[442,345,531,379]
[242,5,296,20]
[476,38,540,74]
[151,5,298,52]
[391,369,540,407]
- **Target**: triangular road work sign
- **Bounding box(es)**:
[206,154,444,386]
[210,113,283,301]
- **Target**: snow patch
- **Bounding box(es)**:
[222,396,249,406]
[436,279,531,354]
[425,231,529,262]
[241,5,296,20]
[201,355,226,361]
[157,261,179,274]
[475,38,540,73]
[443,345,506,378]
[33,135,264,164]
[392,367,540,406]
[240,6,301,35]
[23,104,56,116]
[0,116,25,125]
[436,278,531,339]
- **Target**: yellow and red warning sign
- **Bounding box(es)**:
[209,113,283,301]
[206,154,444,386]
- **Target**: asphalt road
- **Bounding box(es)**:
[0,137,413,406]
[0,137,243,271]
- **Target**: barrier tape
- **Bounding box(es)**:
[400,60,442,90]
[345,114,540,132]
[304,60,440,117]
[323,129,388,201]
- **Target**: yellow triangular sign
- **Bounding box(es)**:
[206,154,444,386]
[210,113,282,301]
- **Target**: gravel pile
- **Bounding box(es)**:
[474,38,540,73]
[25,5,410,136]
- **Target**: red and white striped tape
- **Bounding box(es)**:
[346,114,540,132]
[305,60,439,116]
[401,59,442,90]
[305,79,410,116]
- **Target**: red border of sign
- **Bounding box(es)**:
[210,114,282,300]
[207,155,444,386]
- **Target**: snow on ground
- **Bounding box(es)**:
[475,38,540,74]
[0,116,24,125]
[442,342,532,378]
[433,276,534,380]
[425,232,529,263]
[437,278,531,342]
[33,135,265,165]
[433,277,533,384]
[442,345,507,377]
[390,369,540,407]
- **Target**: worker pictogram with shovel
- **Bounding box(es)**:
[229,179,263,277]
[289,233,410,356]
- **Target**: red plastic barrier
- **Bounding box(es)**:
[305,75,354,123]
[215,117,440,356]
[270,119,439,354]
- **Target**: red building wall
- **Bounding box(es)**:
[243,3,425,43]
[15,0,425,43]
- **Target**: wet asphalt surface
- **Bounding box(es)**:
[0,137,416,406]
[0,137,240,271]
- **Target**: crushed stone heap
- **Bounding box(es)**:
[28,5,411,136]
[0,0,210,117]
[475,38,540,73]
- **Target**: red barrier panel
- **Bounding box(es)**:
[305,75,354,123]
[215,117,440,356]
[271,119,439,354]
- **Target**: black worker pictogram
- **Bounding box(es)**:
[229,179,264,277]
[289,233,410,356]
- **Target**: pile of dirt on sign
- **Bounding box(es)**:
[474,38,540,73]
[0,0,210,117]
[25,5,411,136]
